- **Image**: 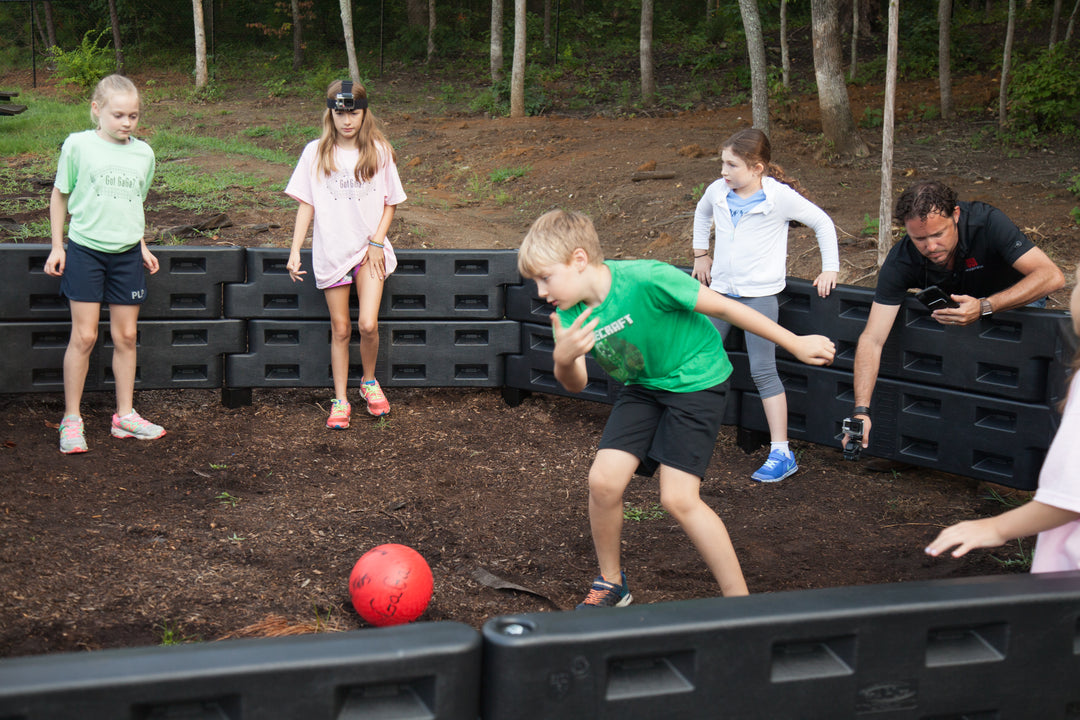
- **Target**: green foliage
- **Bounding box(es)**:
[469,72,548,117]
[489,166,530,183]
[623,502,667,522]
[1066,173,1080,227]
[1008,44,1080,137]
[861,213,879,237]
[49,27,115,92]
[992,537,1033,570]
[859,107,884,129]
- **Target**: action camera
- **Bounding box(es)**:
[842,417,864,461]
[327,81,368,112]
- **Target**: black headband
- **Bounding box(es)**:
[327,81,368,111]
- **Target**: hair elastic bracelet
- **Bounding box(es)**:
[369,241,384,248]
[694,252,709,258]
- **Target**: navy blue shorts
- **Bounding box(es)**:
[598,380,730,479]
[60,241,147,305]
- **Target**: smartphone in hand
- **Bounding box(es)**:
[915,285,959,311]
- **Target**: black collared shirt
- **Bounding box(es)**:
[874,201,1034,305]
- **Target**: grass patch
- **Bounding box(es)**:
[150,130,296,166]
[623,502,667,521]
[0,92,92,158]
[489,165,530,183]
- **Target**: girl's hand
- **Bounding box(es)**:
[925,518,1004,559]
[551,307,598,367]
[142,246,160,275]
[44,248,65,277]
[367,242,386,281]
[794,333,835,366]
[813,270,838,297]
[691,254,711,286]
[286,250,306,282]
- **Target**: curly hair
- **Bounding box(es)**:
[893,180,958,225]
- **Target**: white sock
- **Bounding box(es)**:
[771,442,791,457]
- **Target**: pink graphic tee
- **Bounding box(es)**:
[285,140,407,289]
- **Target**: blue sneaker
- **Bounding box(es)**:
[576,571,632,609]
[751,449,798,482]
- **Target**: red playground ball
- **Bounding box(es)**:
[349,544,434,627]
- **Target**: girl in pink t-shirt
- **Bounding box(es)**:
[285,80,406,428]
[925,265,1080,571]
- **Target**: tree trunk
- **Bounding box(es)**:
[1066,0,1079,42]
[109,0,124,73]
[780,0,790,89]
[291,0,303,71]
[640,0,655,106]
[810,0,869,156]
[427,0,436,62]
[491,0,504,86]
[737,0,769,132]
[849,0,858,80]
[510,0,526,117]
[1049,0,1062,44]
[879,0,900,267]
[544,0,552,48]
[405,0,426,27]
[999,0,1015,129]
[43,1,57,49]
[192,0,208,88]
[340,0,360,84]
[938,0,953,119]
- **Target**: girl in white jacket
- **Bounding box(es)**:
[692,128,839,482]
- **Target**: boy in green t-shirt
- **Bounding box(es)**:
[518,209,835,607]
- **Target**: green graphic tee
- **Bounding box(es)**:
[54,129,155,253]
[556,260,732,392]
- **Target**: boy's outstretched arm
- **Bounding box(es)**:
[694,287,835,366]
[925,501,1080,559]
[551,308,598,394]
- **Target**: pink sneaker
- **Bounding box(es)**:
[111,410,166,440]
[360,380,390,416]
[59,415,88,455]
[327,399,351,429]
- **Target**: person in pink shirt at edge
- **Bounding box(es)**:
[285,80,406,428]
[925,264,1080,573]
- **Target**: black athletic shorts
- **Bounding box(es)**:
[60,241,147,305]
[598,379,730,478]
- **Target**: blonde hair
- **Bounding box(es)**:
[518,209,604,278]
[316,80,396,183]
[90,74,139,126]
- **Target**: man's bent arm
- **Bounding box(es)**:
[984,246,1065,313]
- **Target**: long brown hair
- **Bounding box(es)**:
[315,80,396,183]
[722,127,804,195]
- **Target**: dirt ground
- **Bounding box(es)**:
[1,68,1079,657]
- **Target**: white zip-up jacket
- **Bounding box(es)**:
[693,176,839,297]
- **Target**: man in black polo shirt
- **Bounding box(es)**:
[846,180,1064,453]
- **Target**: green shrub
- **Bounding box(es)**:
[49,28,114,92]
[1008,44,1080,136]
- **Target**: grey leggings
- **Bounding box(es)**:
[711,294,785,400]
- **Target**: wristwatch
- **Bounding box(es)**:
[853,406,870,417]
[980,298,993,317]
